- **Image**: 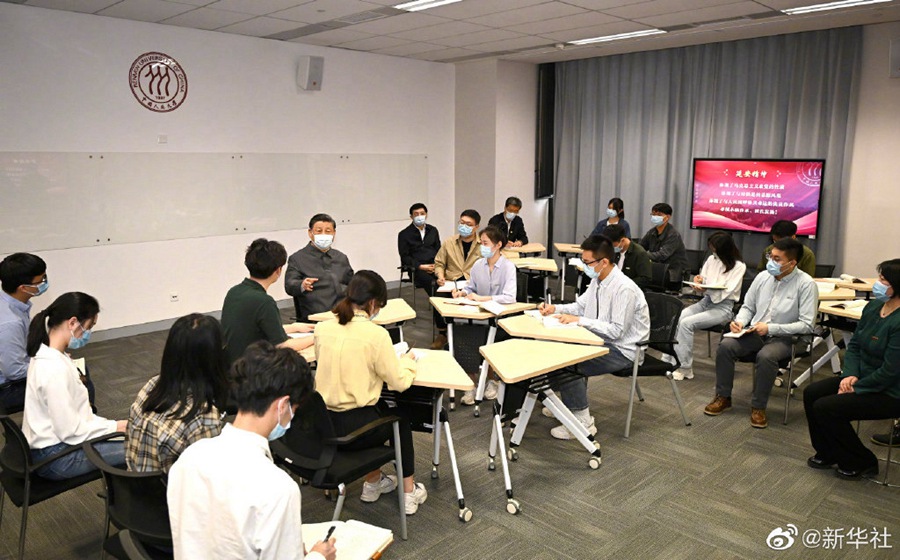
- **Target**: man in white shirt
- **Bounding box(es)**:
[539,235,651,439]
[168,342,336,560]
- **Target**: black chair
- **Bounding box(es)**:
[700,276,755,357]
[397,264,417,307]
[645,262,670,293]
[815,264,836,278]
[83,437,172,560]
[684,249,706,279]
[0,416,104,559]
[269,392,408,540]
[610,293,692,438]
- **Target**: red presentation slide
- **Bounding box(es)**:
[691,159,824,236]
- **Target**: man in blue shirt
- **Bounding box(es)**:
[0,253,48,413]
[704,238,818,429]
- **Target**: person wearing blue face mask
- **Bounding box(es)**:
[804,259,900,480]
[639,202,687,288]
[537,235,650,440]
[397,202,444,332]
[285,213,355,322]
[22,292,128,480]
[433,209,483,348]
[168,341,336,560]
[1,252,50,413]
[590,197,631,239]
[704,238,818,429]
[488,196,529,248]
[453,225,518,404]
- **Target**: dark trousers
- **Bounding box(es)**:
[0,371,96,414]
[804,376,900,471]
[328,404,416,477]
[715,333,792,409]
[415,271,446,331]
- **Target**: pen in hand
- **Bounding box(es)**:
[323,525,336,542]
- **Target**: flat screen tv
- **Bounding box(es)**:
[690,158,825,236]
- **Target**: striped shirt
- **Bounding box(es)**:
[126,375,222,472]
[462,255,517,303]
[555,266,650,362]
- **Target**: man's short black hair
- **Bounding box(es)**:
[651,202,673,216]
[460,209,481,225]
[770,220,798,239]
[0,253,47,294]
[602,224,626,242]
[409,203,428,215]
[244,238,287,279]
[308,213,336,229]
[230,341,314,416]
[505,196,522,209]
[581,235,615,263]
[773,237,803,263]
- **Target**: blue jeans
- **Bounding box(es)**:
[559,345,634,412]
[675,296,734,369]
[31,440,126,480]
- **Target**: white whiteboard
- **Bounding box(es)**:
[0,152,428,253]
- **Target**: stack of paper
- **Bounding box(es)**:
[840,274,866,284]
[831,300,867,310]
[436,280,467,293]
[479,300,506,315]
[541,315,578,329]
[301,520,393,560]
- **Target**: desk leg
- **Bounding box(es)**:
[559,254,566,301]
[543,392,602,469]
[432,393,443,479]
[509,393,537,451]
[398,325,405,344]
[543,274,549,302]
[793,331,843,388]
[488,384,520,514]
[442,419,472,522]
[447,322,456,410]
[473,325,497,418]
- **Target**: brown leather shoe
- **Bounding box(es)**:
[430,333,448,350]
[750,408,768,429]
[703,396,732,416]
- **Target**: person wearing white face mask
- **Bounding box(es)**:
[488,196,529,248]
[590,197,632,239]
[22,291,128,480]
[452,225,518,404]
[433,209,483,349]
[168,341,336,560]
[314,271,426,514]
[285,213,354,322]
[704,237,817,429]
[537,235,650,440]
[639,202,687,287]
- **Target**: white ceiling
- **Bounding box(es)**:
[5,0,900,63]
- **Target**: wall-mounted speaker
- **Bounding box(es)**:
[297,56,324,91]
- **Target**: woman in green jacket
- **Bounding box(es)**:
[804,258,900,479]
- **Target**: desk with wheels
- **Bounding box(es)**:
[790,301,864,388]
[307,298,417,342]
[554,242,583,301]
[501,242,546,259]
[507,257,558,303]
[380,350,475,522]
[478,339,608,514]
[429,297,535,414]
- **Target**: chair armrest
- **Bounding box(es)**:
[636,339,678,347]
[325,415,400,446]
[31,431,125,471]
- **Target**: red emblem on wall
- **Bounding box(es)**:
[128,52,188,113]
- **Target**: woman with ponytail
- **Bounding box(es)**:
[23,292,127,480]
[313,271,427,515]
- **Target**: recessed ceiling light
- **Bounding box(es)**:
[394,0,464,12]
[569,29,666,46]
[782,0,891,15]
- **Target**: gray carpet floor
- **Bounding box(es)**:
[2,281,898,559]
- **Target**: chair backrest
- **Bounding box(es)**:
[0,415,32,478]
[83,441,171,545]
[815,264,835,278]
[643,292,683,358]
[684,249,706,276]
[272,391,337,480]
[647,262,670,292]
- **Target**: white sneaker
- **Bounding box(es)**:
[672,368,694,381]
[460,389,475,406]
[483,380,500,400]
[660,354,677,366]
[541,406,554,418]
[550,415,597,440]
[404,482,428,515]
[360,474,397,503]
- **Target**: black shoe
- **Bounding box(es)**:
[835,464,878,480]
[807,455,835,470]
[871,422,900,447]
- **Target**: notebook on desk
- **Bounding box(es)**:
[829,300,867,310]
[301,520,392,560]
[436,280,467,293]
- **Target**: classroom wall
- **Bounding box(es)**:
[0,3,455,333]
[454,60,497,219]
[842,21,900,275]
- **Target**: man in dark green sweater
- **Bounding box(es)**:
[604,224,652,290]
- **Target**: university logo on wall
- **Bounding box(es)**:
[129,52,188,113]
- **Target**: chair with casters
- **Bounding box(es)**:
[815,264,836,278]
[645,262,670,294]
[700,276,755,358]
[83,436,172,560]
[269,392,409,540]
[0,415,105,560]
[609,293,692,438]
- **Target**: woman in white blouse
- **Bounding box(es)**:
[23,292,127,480]
[673,232,747,380]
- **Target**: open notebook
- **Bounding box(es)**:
[436,280,467,293]
[443,298,506,315]
[682,281,726,290]
[523,309,578,329]
[301,520,392,560]
[828,300,867,310]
